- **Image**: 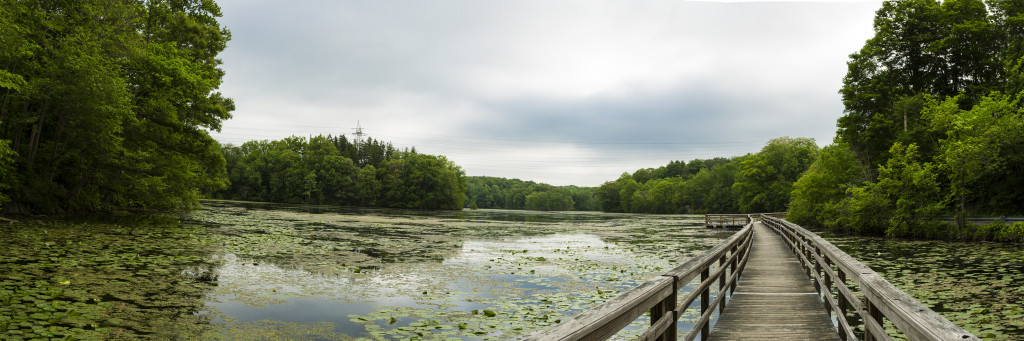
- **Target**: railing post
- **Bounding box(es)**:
[865,299,883,341]
[813,248,822,296]
[718,255,727,313]
[701,267,710,341]
[729,244,738,295]
[838,269,848,341]
[652,275,678,341]
[824,256,833,318]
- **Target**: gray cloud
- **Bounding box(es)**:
[212,0,882,186]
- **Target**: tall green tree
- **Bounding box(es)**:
[875,143,945,235]
[595,179,623,212]
[788,143,870,230]
[733,137,820,213]
[0,139,15,209]
[926,93,1024,222]
[0,0,232,213]
[837,0,1001,169]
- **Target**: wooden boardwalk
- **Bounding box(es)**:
[527,215,978,341]
[708,222,839,340]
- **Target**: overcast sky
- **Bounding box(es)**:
[210,0,882,187]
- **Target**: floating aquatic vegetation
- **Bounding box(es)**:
[187,201,727,339]
[1,202,732,340]
[0,219,218,340]
[823,234,1024,340]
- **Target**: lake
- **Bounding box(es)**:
[3,201,1020,340]
[188,201,740,340]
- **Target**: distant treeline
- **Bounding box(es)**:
[789,0,1024,241]
[465,177,598,211]
[215,135,466,210]
[597,137,818,214]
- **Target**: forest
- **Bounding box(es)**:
[215,135,467,210]
[465,176,598,211]
[0,0,233,214]
[788,0,1024,240]
[594,137,818,215]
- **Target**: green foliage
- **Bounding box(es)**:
[926,93,1024,218]
[812,143,945,236]
[219,135,466,210]
[595,155,749,214]
[733,137,819,213]
[837,0,1002,168]
[464,177,596,211]
[788,143,869,230]
[0,70,25,92]
[592,138,818,215]
[997,222,1024,242]
[0,140,16,208]
[808,0,1024,240]
[836,181,892,235]
[525,187,574,211]
[875,143,945,236]
[0,0,233,213]
[595,179,622,212]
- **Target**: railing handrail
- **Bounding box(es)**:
[527,218,755,341]
[704,214,751,227]
[760,215,979,341]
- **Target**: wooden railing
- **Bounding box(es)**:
[704,214,750,228]
[760,215,979,341]
[526,218,755,341]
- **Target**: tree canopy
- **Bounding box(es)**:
[0,0,233,214]
[464,177,597,212]
[793,0,1024,239]
[593,138,818,215]
[217,135,467,210]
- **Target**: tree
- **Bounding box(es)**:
[0,0,233,213]
[733,137,819,213]
[355,165,380,206]
[595,180,623,212]
[926,93,1024,223]
[788,143,870,230]
[0,140,15,209]
[617,175,641,212]
[525,188,574,211]
[837,0,1002,170]
[874,143,945,236]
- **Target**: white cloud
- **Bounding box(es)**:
[211,0,881,186]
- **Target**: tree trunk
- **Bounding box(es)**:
[0,62,18,126]
[958,175,967,229]
[62,173,89,213]
[26,100,51,171]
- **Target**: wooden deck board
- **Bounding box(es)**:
[707,222,840,341]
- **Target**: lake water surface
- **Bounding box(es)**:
[818,232,1024,340]
[185,201,733,339]
[6,201,1018,340]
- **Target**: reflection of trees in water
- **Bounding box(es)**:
[192,200,717,274]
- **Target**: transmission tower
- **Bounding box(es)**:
[352,121,365,147]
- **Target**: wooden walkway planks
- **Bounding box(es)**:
[708,222,839,340]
